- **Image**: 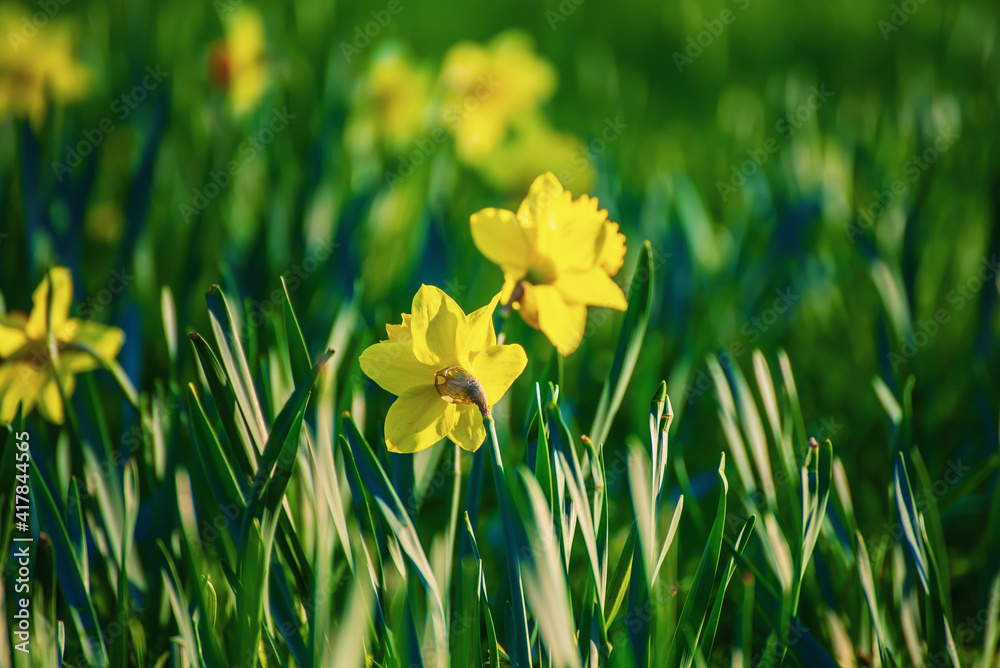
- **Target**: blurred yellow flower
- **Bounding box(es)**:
[209,7,267,114]
[439,31,556,164]
[0,268,124,424]
[474,114,594,194]
[470,172,627,356]
[360,285,527,454]
[369,51,432,148]
[0,7,91,129]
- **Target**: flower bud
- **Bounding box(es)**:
[434,366,489,416]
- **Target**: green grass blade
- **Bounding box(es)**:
[855,532,891,663]
[189,331,257,477]
[697,515,756,662]
[342,413,448,658]
[280,275,312,384]
[243,348,332,527]
[590,241,653,449]
[604,523,637,627]
[205,284,269,451]
[518,470,582,668]
[666,454,728,667]
[31,461,108,666]
[893,452,930,593]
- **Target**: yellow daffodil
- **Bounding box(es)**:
[360,285,527,454]
[470,172,628,356]
[355,49,433,150]
[209,7,268,114]
[0,7,91,129]
[0,268,124,424]
[474,114,594,194]
[439,31,556,164]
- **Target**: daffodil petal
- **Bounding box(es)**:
[35,372,73,425]
[360,340,437,397]
[600,222,627,276]
[555,269,628,311]
[470,208,532,278]
[410,285,469,367]
[466,293,500,355]
[449,404,487,452]
[386,313,413,342]
[516,174,608,275]
[516,172,566,233]
[0,361,45,423]
[472,343,527,406]
[71,319,125,362]
[26,267,74,340]
[0,313,29,357]
[384,386,458,454]
[532,285,588,356]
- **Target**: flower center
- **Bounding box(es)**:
[434,366,489,417]
[525,255,557,285]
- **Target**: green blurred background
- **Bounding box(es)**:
[2,0,999,663]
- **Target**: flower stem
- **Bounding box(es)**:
[484,414,532,668]
[496,302,512,345]
[444,441,461,620]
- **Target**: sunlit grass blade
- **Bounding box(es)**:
[727,356,776,510]
[189,332,257,477]
[206,284,269,451]
[484,415,532,668]
[519,470,582,668]
[111,460,138,668]
[855,532,891,663]
[464,514,502,668]
[706,356,755,497]
[605,524,636,627]
[341,413,448,662]
[650,497,683,587]
[187,384,247,508]
[242,349,332,532]
[590,241,653,449]
[697,515,755,662]
[158,540,203,667]
[30,459,107,666]
[893,452,930,593]
[666,454,728,668]
[280,275,312,384]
